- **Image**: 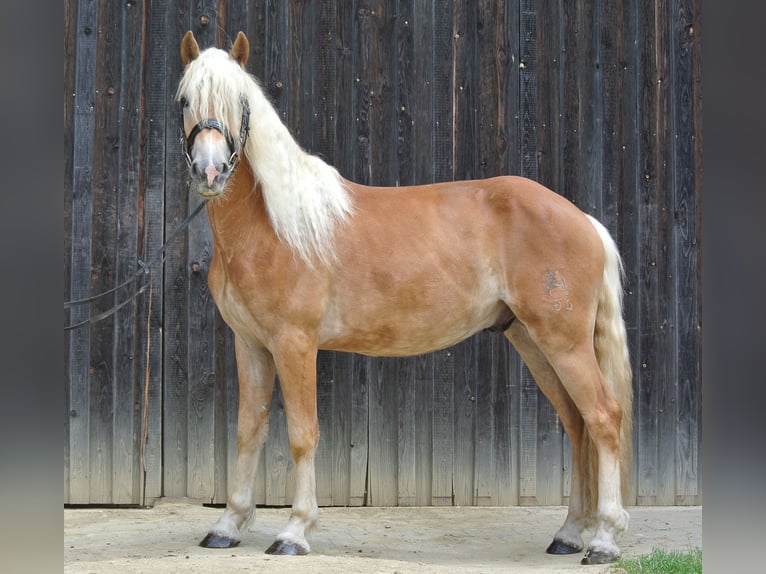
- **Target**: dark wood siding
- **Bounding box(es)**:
[65,0,702,507]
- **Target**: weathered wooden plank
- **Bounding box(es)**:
[349,355,369,506]
[367,358,400,506]
[214,318,237,504]
[598,0,620,231]
[287,0,313,148]
[351,1,371,184]
[225,0,248,54]
[496,336,518,505]
[536,0,563,191]
[452,0,477,180]
[610,0,641,505]
[652,0,679,508]
[561,0,596,208]
[518,363,537,503]
[331,354,353,505]
[368,0,398,186]
[316,351,335,506]
[264,0,288,112]
[138,0,172,503]
[334,0,355,178]
[265,381,290,505]
[87,0,124,504]
[316,0,338,166]
[411,0,434,186]
[396,358,417,506]
[535,371,564,505]
[138,0,169,505]
[636,0,671,505]
[670,0,701,505]
[185,203,217,501]
[453,339,477,506]
[162,0,194,500]
[396,0,414,186]
[432,349,455,506]
[243,1,266,76]
[191,0,218,50]
[502,0,521,177]
[64,0,79,505]
[473,333,495,505]
[432,0,454,183]
[414,354,434,506]
[519,0,538,182]
[111,0,145,504]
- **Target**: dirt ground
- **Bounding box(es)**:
[65,501,701,573]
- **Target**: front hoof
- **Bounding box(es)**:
[546,538,582,555]
[265,539,309,555]
[581,548,620,565]
[199,532,241,548]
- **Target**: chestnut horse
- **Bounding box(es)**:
[176,31,633,565]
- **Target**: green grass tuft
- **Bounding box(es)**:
[611,547,702,574]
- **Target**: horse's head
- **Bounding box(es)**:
[177,31,251,198]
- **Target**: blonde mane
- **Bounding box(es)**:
[176,46,353,266]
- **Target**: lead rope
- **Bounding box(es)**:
[140,277,152,507]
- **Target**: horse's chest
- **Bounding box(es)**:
[208,264,270,342]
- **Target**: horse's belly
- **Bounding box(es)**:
[319,299,507,357]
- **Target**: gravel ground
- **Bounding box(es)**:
[65,501,701,573]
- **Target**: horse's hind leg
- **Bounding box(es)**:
[531,329,628,564]
[264,335,320,555]
[505,321,587,555]
[200,336,276,548]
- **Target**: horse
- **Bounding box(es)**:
[175,30,633,565]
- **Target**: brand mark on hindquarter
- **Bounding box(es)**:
[545,270,573,311]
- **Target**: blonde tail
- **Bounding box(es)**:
[582,215,634,514]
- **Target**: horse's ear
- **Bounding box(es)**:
[230,32,249,68]
[181,31,200,66]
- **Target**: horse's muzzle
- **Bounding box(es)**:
[190,160,232,197]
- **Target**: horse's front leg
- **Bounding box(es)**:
[265,335,320,555]
[200,337,275,548]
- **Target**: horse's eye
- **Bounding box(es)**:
[180,97,189,108]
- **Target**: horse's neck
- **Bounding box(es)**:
[206,166,272,252]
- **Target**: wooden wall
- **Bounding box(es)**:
[65,0,702,507]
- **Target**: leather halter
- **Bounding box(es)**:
[180,97,250,173]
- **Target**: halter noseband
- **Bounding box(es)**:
[180,97,250,173]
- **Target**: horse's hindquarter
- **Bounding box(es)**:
[319,176,601,356]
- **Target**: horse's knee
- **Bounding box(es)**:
[290,427,319,461]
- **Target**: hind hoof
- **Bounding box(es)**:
[546,538,582,555]
[265,539,309,555]
[581,548,620,565]
[199,532,240,548]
